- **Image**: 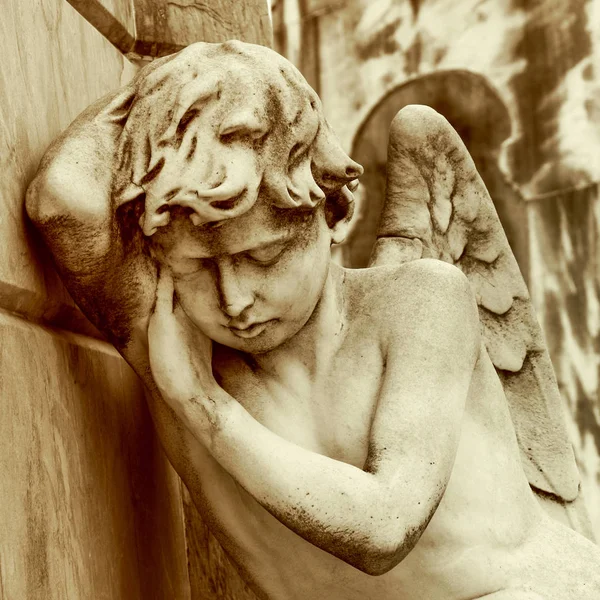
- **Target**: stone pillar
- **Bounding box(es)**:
[1,1,269,598]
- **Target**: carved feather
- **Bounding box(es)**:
[369,105,581,504]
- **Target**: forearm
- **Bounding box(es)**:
[204,391,405,573]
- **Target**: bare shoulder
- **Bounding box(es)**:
[345,259,480,353]
[347,259,475,315]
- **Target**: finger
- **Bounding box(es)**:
[154,267,175,315]
[173,303,208,341]
[173,304,213,358]
[173,302,190,323]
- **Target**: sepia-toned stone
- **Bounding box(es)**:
[374,104,589,523]
[25,42,600,600]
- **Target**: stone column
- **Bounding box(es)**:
[0,1,269,598]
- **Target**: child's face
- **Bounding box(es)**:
[158,200,334,354]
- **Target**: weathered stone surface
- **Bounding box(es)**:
[372,105,585,512]
[26,39,600,598]
[68,0,272,57]
[0,310,189,600]
[133,0,272,56]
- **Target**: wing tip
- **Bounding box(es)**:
[390,105,454,146]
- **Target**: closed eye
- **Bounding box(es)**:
[246,243,287,265]
[288,142,307,167]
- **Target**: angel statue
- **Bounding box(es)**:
[26,41,600,599]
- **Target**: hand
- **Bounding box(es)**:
[148,267,226,444]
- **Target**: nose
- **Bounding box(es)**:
[216,258,254,318]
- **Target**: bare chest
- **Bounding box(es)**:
[216,343,384,469]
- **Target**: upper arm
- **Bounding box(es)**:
[26,135,112,227]
[366,260,480,558]
[26,86,130,229]
[25,124,122,281]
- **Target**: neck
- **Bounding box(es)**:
[251,262,348,384]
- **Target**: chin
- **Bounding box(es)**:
[215,335,277,355]
[218,321,299,355]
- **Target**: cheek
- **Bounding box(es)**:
[174,274,219,323]
[265,237,330,316]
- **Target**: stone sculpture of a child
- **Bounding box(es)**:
[26,41,600,599]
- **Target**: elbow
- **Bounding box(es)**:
[341,527,422,577]
[350,553,401,577]
[26,154,110,230]
[26,166,73,228]
[25,172,48,226]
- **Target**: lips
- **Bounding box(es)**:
[227,320,273,339]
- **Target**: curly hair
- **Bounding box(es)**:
[25,41,363,347]
[111,41,363,237]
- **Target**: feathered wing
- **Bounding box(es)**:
[369,105,592,537]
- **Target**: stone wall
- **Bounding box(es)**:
[1,1,267,598]
[0,3,191,598]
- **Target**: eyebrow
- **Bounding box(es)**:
[226,234,293,260]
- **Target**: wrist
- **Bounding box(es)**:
[208,392,244,466]
[159,385,230,451]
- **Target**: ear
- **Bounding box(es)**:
[326,187,355,244]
